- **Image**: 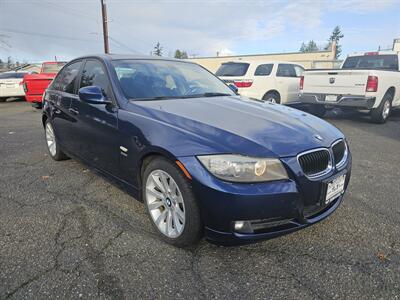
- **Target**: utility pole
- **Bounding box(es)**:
[101,0,109,54]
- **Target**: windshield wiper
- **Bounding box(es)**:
[130,93,232,101]
[197,92,232,97]
[131,95,192,101]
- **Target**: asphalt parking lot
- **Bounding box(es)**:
[1,99,399,299]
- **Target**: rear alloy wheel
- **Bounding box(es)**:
[263,92,281,104]
[371,93,392,123]
[143,157,202,247]
[45,120,69,161]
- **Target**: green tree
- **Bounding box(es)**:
[325,26,344,59]
[174,49,188,59]
[300,40,319,52]
[7,56,13,69]
[299,42,307,52]
[153,42,163,56]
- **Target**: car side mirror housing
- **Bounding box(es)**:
[228,84,239,94]
[78,86,111,104]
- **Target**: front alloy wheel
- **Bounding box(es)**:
[143,157,202,247]
[146,170,186,238]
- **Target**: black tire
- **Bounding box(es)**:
[0,97,7,103]
[142,157,202,247]
[262,92,281,104]
[340,107,355,113]
[32,102,43,109]
[308,105,326,118]
[370,92,393,124]
[44,120,69,161]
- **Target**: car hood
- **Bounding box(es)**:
[129,96,344,157]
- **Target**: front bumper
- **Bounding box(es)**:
[178,154,352,245]
[299,93,376,109]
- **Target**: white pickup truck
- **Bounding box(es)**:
[298,51,400,123]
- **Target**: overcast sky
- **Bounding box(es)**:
[0,0,399,63]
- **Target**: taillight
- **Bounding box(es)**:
[234,80,253,88]
[299,76,304,90]
[366,76,378,92]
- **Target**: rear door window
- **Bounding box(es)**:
[294,65,305,77]
[51,61,83,94]
[276,64,297,77]
[254,64,273,76]
[215,63,250,76]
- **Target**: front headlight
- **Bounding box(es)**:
[197,154,288,183]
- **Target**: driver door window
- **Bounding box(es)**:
[80,60,111,98]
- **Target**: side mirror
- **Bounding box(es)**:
[78,86,111,104]
[228,84,239,94]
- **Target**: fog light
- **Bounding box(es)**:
[234,221,253,233]
[234,221,245,230]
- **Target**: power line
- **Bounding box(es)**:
[0,28,102,43]
[109,36,142,54]
[41,1,100,23]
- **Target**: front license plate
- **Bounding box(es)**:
[325,95,337,102]
[325,174,346,204]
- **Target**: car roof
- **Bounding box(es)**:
[73,54,190,63]
[221,60,301,65]
[348,51,398,57]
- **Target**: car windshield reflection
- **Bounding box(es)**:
[112,59,234,101]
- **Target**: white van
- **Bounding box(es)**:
[216,61,304,104]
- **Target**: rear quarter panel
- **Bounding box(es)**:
[23,74,55,103]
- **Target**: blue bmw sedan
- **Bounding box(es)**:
[42,55,351,246]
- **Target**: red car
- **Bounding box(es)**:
[22,61,66,108]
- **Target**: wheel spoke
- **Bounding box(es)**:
[160,172,170,193]
[146,186,164,200]
[171,181,178,196]
[166,210,173,236]
[151,174,165,193]
[148,200,163,211]
[173,211,181,229]
[175,193,184,204]
[155,210,167,226]
[175,207,185,223]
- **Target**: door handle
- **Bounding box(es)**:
[68,108,79,115]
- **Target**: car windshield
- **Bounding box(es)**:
[215,62,249,76]
[342,55,399,70]
[112,59,234,100]
[0,72,27,79]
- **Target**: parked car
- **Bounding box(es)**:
[0,71,28,102]
[299,51,400,123]
[22,61,66,108]
[215,61,305,104]
[42,55,351,246]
